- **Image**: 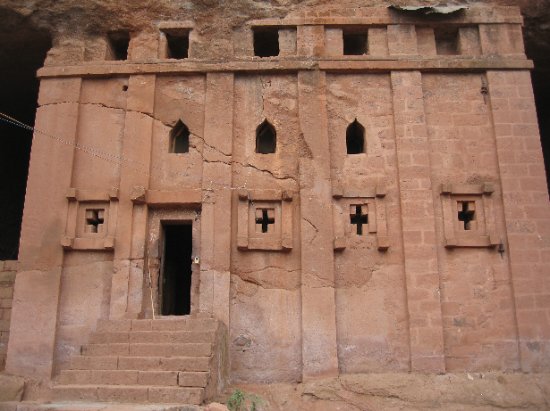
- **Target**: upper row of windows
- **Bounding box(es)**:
[107,30,189,61]
[169,118,365,155]
[106,25,470,61]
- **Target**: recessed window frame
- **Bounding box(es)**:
[106,31,131,61]
[440,183,500,248]
[253,27,280,57]
[434,26,460,55]
[343,27,369,56]
[346,119,365,155]
[170,120,190,154]
[161,28,190,59]
[255,119,277,154]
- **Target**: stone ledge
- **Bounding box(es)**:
[37,58,534,78]
[0,261,18,272]
[0,402,203,411]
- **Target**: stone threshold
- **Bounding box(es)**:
[37,58,533,78]
[0,401,201,411]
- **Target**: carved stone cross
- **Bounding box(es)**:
[255,208,275,233]
[350,205,368,235]
[457,201,476,230]
[85,209,105,233]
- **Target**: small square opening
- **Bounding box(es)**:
[343,30,368,55]
[434,27,459,55]
[107,31,130,60]
[163,30,189,59]
[253,28,279,57]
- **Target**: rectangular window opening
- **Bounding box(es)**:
[253,27,279,57]
[435,26,459,55]
[163,30,189,59]
[107,31,130,60]
[161,224,192,316]
[343,30,368,55]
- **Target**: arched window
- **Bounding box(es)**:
[170,120,190,153]
[256,119,276,154]
[346,119,365,154]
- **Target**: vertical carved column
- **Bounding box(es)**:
[391,71,445,372]
[487,70,550,371]
[199,73,234,327]
[6,78,82,378]
[298,70,339,379]
[110,74,156,319]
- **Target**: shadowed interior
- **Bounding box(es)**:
[161,224,192,316]
[0,8,51,259]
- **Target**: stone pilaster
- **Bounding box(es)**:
[110,74,156,319]
[6,78,82,378]
[298,70,339,379]
[391,71,445,372]
[487,70,550,371]
[199,73,234,327]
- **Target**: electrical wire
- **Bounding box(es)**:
[0,110,258,191]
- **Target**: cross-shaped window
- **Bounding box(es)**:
[350,204,368,235]
[255,208,275,233]
[85,209,105,233]
[457,201,476,230]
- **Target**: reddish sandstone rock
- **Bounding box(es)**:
[0,373,25,401]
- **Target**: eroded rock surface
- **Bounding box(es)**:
[0,373,25,402]
[0,1,546,59]
[233,372,550,411]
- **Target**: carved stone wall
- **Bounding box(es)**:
[2,4,549,388]
[0,260,16,370]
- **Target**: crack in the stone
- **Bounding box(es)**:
[39,102,298,186]
[302,216,318,245]
[260,75,269,122]
[192,130,232,158]
[239,266,300,274]
[38,101,77,107]
[232,271,301,291]
[234,160,297,183]
[80,102,125,112]
[42,101,175,129]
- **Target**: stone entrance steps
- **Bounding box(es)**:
[52,316,227,405]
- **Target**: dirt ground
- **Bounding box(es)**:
[221,372,550,411]
[2,372,550,410]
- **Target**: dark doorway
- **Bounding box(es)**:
[0,8,52,260]
[161,224,192,316]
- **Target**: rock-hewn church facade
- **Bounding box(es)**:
[2,3,549,405]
